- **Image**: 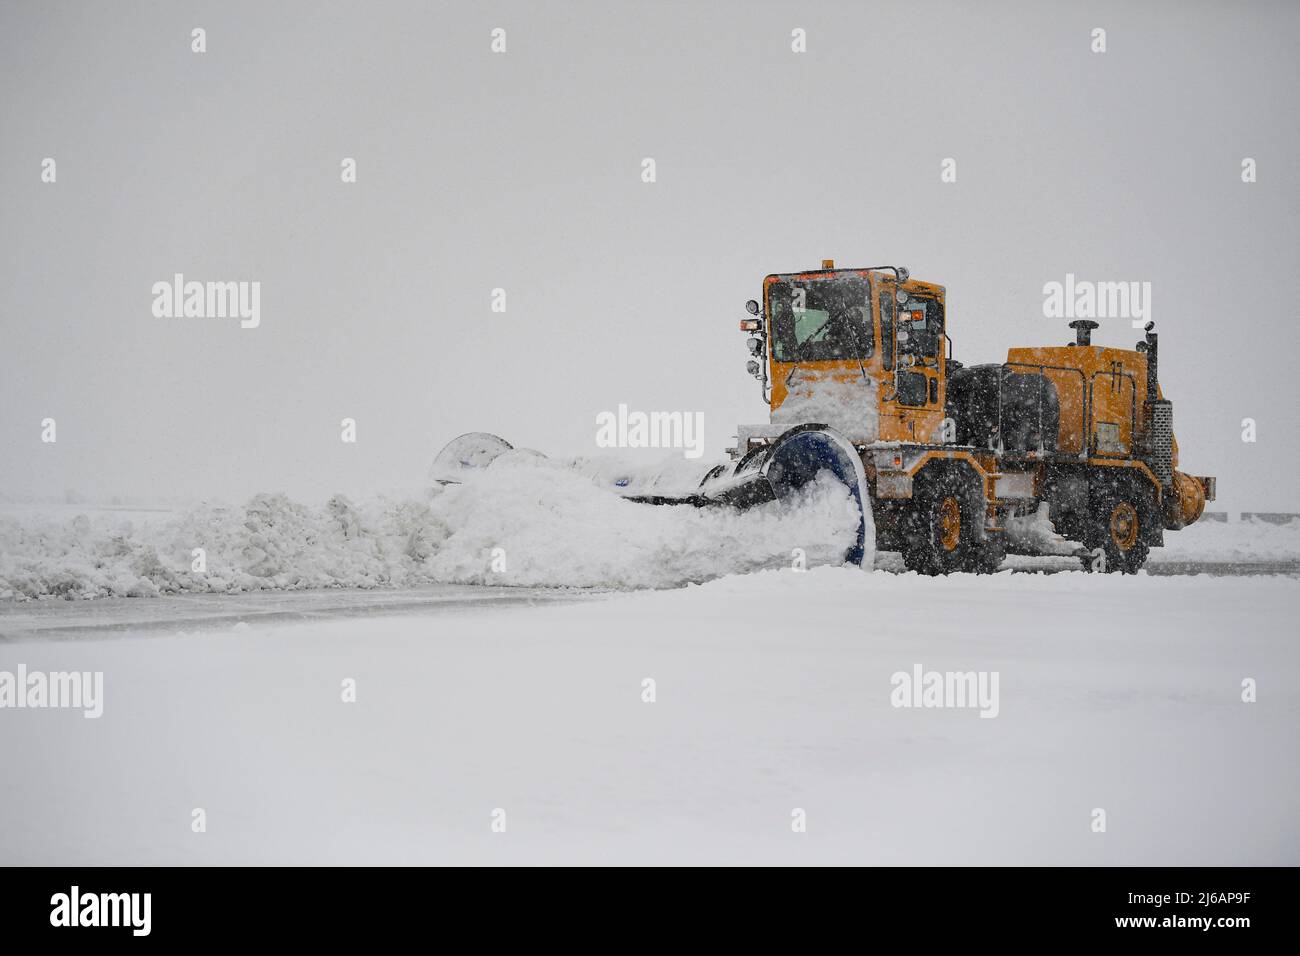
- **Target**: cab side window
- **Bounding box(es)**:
[881,293,944,366]
[897,296,943,362]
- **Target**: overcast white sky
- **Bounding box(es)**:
[2,0,1297,509]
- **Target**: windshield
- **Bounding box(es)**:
[767,277,874,362]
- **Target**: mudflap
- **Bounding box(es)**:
[701,424,871,567]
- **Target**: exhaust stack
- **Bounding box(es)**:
[1068,319,1099,346]
[1138,321,1158,395]
[1137,322,1173,489]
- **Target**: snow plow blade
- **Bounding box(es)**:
[429,432,540,485]
[431,426,869,567]
[687,424,869,566]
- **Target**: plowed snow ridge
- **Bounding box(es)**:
[0,460,861,600]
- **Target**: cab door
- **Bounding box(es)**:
[877,281,946,442]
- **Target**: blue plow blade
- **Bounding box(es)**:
[625,424,870,567]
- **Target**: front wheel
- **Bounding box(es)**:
[902,466,988,575]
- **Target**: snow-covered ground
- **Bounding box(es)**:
[1157,515,1300,562]
[0,567,1295,865]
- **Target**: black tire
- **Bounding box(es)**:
[901,465,986,575]
[1083,475,1152,574]
[965,532,1006,574]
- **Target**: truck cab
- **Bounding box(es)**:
[758,264,948,445]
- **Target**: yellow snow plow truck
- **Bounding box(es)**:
[720,260,1215,573]
[433,260,1215,574]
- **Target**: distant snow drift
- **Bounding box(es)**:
[0,458,862,599]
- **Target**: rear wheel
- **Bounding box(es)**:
[902,465,991,575]
[1083,477,1152,573]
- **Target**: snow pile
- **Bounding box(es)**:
[0,460,861,600]
[771,368,879,443]
[1004,504,1080,556]
[421,458,858,588]
[0,495,428,600]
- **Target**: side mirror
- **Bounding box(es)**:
[745,299,760,315]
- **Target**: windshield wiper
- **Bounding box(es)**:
[784,311,839,385]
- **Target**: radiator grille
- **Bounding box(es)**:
[1148,400,1173,486]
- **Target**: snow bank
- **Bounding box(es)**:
[1004,504,1080,556]
[0,459,861,600]
[422,460,858,588]
[4,466,1295,602]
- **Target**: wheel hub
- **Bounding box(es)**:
[938,496,962,551]
[1109,502,1138,551]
